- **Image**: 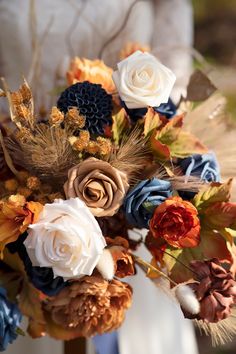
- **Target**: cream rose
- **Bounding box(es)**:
[64,158,129,217]
[24,198,106,280]
[112,50,176,109]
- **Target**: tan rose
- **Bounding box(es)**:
[64,158,129,217]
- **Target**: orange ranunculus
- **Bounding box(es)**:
[67,57,115,94]
[0,195,43,253]
[150,196,200,248]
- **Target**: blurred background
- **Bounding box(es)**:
[193,0,236,353]
[193,0,236,122]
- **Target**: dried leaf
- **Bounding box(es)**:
[168,131,208,158]
[150,130,171,161]
[143,108,162,137]
[158,115,183,145]
[193,179,232,211]
[186,69,216,102]
[204,202,236,230]
[112,108,129,145]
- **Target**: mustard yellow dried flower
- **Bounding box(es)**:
[96,137,112,156]
[65,108,86,129]
[26,176,41,191]
[49,106,64,126]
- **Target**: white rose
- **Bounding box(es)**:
[24,198,106,280]
[112,50,176,109]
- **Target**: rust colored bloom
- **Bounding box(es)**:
[64,158,129,217]
[44,275,132,338]
[105,237,135,278]
[186,259,236,323]
[67,57,115,94]
[150,196,200,248]
[0,195,43,253]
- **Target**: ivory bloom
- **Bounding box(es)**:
[113,50,176,109]
[24,198,106,280]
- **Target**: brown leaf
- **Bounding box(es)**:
[186,69,216,101]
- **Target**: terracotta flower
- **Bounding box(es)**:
[64,158,129,217]
[67,57,115,94]
[186,259,236,323]
[43,275,132,338]
[0,195,43,253]
[149,196,200,248]
[106,237,135,278]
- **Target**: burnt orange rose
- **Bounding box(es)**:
[0,195,43,253]
[150,196,200,248]
[67,57,115,94]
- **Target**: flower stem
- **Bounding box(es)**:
[163,250,199,278]
[132,254,178,287]
[16,327,25,336]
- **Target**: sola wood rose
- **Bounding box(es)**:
[24,198,106,279]
[185,259,236,323]
[44,275,132,338]
[150,196,200,248]
[112,50,176,109]
[67,57,115,94]
[64,158,129,217]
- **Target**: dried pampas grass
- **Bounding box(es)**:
[195,310,236,346]
[108,129,153,185]
[7,124,79,184]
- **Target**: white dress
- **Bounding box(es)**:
[0,1,198,354]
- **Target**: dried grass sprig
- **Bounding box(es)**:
[195,311,236,346]
[7,124,79,184]
[108,129,153,185]
[170,175,206,193]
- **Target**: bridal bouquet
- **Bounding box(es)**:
[0,45,236,351]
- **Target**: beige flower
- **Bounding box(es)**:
[43,275,132,338]
[64,158,129,217]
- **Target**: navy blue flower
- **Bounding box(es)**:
[123,178,172,228]
[179,153,220,183]
[57,82,112,135]
[0,287,22,351]
[123,98,177,122]
[7,234,67,297]
[153,99,177,118]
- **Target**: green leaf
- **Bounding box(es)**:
[168,131,208,158]
[112,108,129,144]
[193,179,232,212]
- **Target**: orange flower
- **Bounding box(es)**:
[119,42,150,60]
[0,195,43,253]
[150,196,200,248]
[67,57,115,94]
